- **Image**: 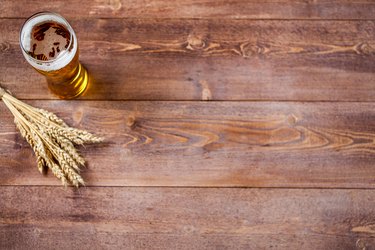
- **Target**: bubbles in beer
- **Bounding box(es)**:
[28,22,71,61]
[20,12,88,98]
[20,14,78,72]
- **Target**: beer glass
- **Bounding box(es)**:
[20,12,88,99]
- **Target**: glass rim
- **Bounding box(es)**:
[19,11,75,65]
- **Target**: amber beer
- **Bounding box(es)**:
[20,12,88,99]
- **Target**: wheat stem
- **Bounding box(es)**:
[1,88,103,187]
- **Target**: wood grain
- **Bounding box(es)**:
[1,186,375,250]
[1,19,375,101]
[1,0,375,20]
[2,1,375,249]
[0,0,375,250]
[1,101,374,188]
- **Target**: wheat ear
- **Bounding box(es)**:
[1,86,103,187]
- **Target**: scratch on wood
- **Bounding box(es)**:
[73,109,84,124]
[90,0,122,14]
[0,132,18,136]
[287,114,299,125]
[352,224,375,234]
[199,80,212,101]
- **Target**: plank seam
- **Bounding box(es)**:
[1,185,375,190]
[1,17,375,21]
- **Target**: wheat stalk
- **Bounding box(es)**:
[0,86,103,187]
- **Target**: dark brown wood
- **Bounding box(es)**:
[1,101,374,188]
[1,19,375,101]
[1,186,375,249]
[1,0,375,19]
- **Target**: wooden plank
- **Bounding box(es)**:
[1,19,375,101]
[1,0,375,20]
[1,101,375,188]
[1,186,375,249]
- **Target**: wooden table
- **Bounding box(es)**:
[1,1,375,249]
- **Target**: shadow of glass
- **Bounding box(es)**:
[78,64,118,100]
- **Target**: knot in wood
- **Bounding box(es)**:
[127,116,137,129]
[355,42,373,55]
[240,42,269,58]
[0,42,10,52]
[186,35,206,50]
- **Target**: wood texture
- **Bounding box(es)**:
[1,19,375,101]
[2,1,375,249]
[1,0,375,19]
[1,187,375,250]
[1,101,374,188]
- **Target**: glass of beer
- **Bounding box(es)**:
[20,12,88,99]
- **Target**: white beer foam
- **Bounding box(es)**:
[20,14,77,72]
